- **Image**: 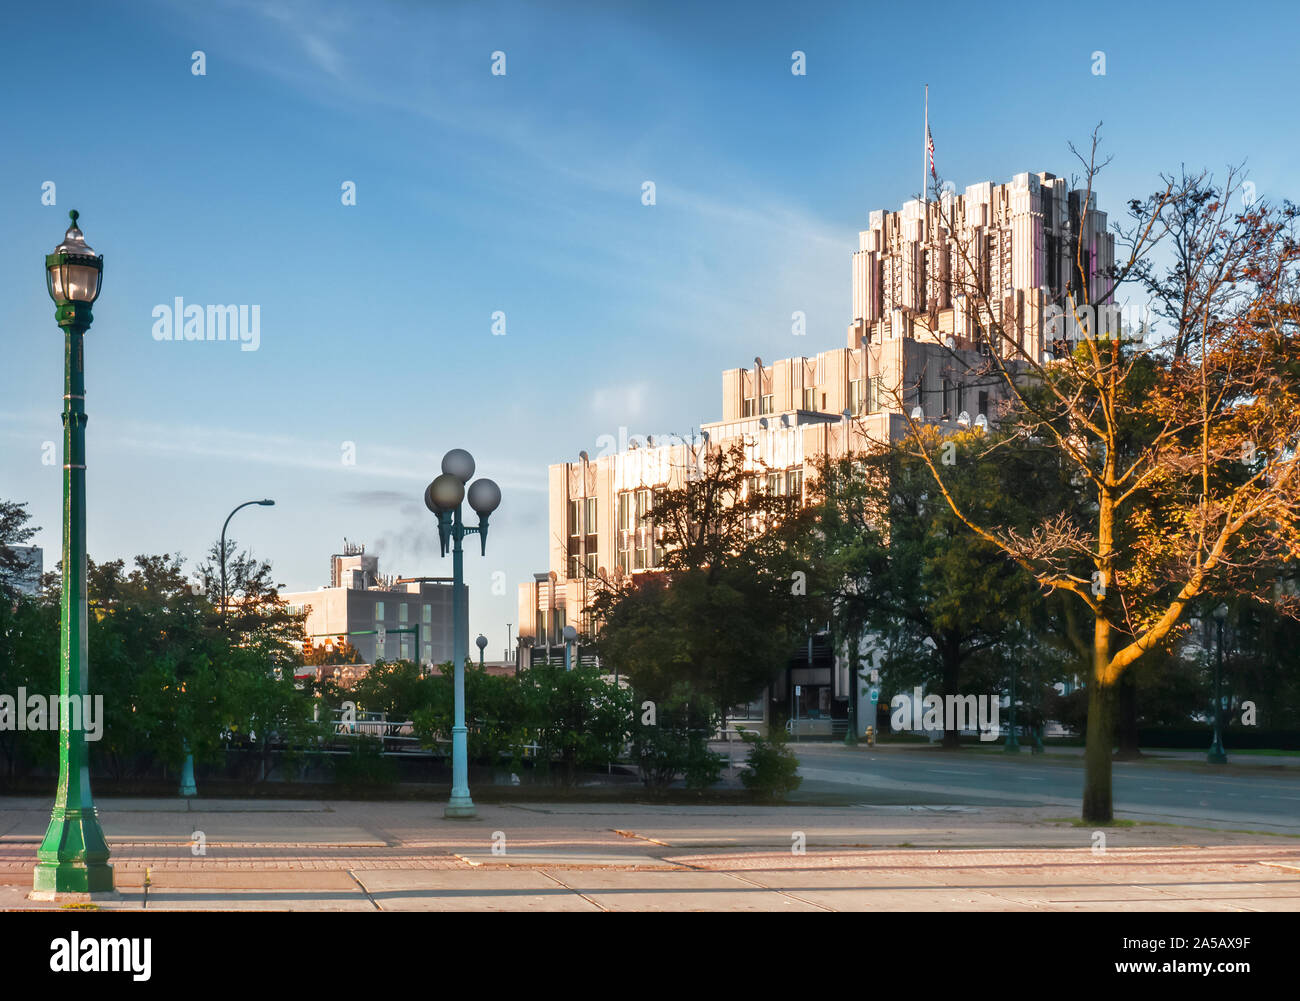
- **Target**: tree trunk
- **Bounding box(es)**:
[1082,619,1115,822]
[1114,667,1141,760]
[941,647,961,749]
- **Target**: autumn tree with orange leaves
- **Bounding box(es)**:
[912,133,1300,820]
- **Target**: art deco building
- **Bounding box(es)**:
[517,171,1115,733]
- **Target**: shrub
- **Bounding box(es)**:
[737,726,801,801]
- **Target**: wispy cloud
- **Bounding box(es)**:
[87,417,548,494]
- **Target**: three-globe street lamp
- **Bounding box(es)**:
[424,449,501,819]
[32,211,113,898]
[1208,604,1229,765]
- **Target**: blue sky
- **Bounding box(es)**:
[2,0,1297,655]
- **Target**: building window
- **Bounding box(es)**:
[585,497,597,534]
[568,500,580,537]
[400,603,408,623]
[941,379,952,417]
[760,394,773,415]
[978,391,989,418]
[423,643,431,664]
[423,604,431,624]
[400,636,410,660]
[850,379,865,415]
[788,469,803,501]
[867,376,883,414]
[375,601,385,622]
[743,397,756,417]
[767,471,782,496]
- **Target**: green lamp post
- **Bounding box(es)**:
[32,211,114,897]
[424,449,501,819]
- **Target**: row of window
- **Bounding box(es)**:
[373,601,436,626]
[939,380,990,419]
[746,381,880,417]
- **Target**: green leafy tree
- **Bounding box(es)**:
[0,500,41,597]
[593,442,811,725]
[808,431,1050,746]
[518,662,634,786]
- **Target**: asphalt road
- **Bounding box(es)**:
[790,744,1300,832]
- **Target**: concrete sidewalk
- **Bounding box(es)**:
[1,798,1297,911]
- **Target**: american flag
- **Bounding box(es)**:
[927,125,936,178]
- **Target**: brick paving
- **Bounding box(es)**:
[2,797,1297,909]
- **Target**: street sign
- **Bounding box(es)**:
[795,685,802,696]
[869,688,880,704]
[376,625,386,651]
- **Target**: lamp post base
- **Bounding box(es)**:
[179,752,197,797]
[34,807,114,894]
[32,862,115,896]
[1207,741,1228,765]
[444,797,478,819]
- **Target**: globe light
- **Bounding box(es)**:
[910,406,924,420]
[442,448,475,483]
[427,473,465,512]
[563,625,578,642]
[957,410,971,427]
[467,477,501,517]
[974,414,988,431]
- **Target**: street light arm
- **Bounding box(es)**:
[220,499,275,616]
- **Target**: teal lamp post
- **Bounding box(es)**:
[562,624,577,672]
[425,449,501,819]
[32,211,114,898]
[1004,661,1020,753]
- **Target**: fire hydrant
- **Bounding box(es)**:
[865,725,876,747]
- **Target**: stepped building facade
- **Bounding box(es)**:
[518,171,1114,734]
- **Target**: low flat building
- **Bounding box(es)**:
[283,541,465,669]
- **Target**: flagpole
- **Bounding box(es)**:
[923,84,929,241]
